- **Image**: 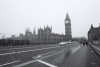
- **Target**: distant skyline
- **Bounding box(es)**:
[0,0,100,38]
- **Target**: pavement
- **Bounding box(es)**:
[0,43,100,67]
[59,44,100,67]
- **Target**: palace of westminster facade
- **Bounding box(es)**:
[11,13,72,44]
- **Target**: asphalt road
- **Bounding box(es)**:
[0,43,100,67]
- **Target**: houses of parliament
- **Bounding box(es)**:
[10,13,72,44]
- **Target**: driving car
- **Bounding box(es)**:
[59,42,67,46]
[66,41,72,44]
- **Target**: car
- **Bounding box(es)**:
[66,41,72,44]
[72,41,78,43]
[59,42,66,46]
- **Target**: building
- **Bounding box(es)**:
[19,33,25,39]
[65,13,72,41]
[37,25,66,44]
[88,24,100,42]
[25,28,33,36]
[38,26,52,44]
[72,37,87,42]
[9,13,72,44]
[33,28,36,35]
[11,35,16,39]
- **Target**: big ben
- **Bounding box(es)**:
[65,13,72,41]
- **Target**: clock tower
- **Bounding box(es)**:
[65,13,72,41]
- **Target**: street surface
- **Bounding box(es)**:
[0,43,100,67]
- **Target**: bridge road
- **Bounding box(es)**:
[0,43,79,67]
[0,43,100,67]
[14,44,100,67]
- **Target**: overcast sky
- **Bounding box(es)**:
[0,0,100,38]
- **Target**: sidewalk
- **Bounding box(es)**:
[58,45,100,67]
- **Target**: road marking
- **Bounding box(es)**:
[41,51,57,56]
[39,48,69,60]
[36,59,57,67]
[13,60,36,67]
[0,60,20,67]
[0,46,61,55]
[16,46,61,53]
[13,47,69,67]
[32,51,57,59]
[13,50,66,67]
[0,52,16,55]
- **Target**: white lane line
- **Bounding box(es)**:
[0,52,16,55]
[39,48,69,60]
[90,44,100,51]
[41,51,57,56]
[0,60,20,67]
[32,51,57,59]
[16,46,61,53]
[13,48,67,67]
[36,59,57,67]
[13,60,36,67]
[0,46,62,55]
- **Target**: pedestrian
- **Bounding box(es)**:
[86,41,88,46]
[83,42,85,46]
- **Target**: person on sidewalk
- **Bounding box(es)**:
[83,41,85,46]
[86,41,88,46]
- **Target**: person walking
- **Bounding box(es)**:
[83,41,85,46]
[86,41,88,46]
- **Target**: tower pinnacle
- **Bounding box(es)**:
[66,12,69,19]
[65,12,71,24]
[91,24,94,29]
[65,13,72,41]
[33,27,36,35]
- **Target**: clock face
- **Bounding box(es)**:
[66,21,68,23]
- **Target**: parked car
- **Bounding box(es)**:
[59,42,66,46]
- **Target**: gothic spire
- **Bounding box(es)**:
[33,27,36,35]
[91,24,93,28]
[65,12,71,24]
[66,12,69,19]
